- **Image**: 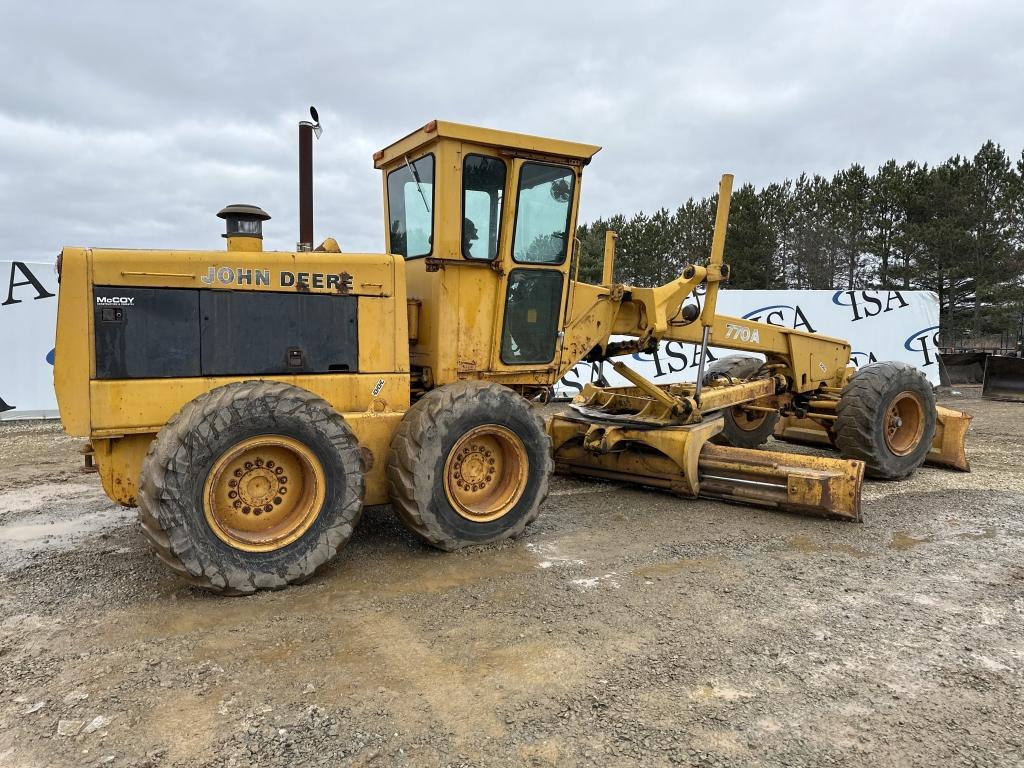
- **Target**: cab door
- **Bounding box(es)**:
[497,160,578,368]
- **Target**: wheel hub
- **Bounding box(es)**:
[231,461,287,515]
[452,443,496,491]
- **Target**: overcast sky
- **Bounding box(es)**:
[2,1,1022,264]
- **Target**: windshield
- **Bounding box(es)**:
[511,162,575,264]
[387,154,435,258]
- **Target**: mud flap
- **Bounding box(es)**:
[982,355,1024,402]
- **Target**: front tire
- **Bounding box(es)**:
[833,361,936,479]
[703,355,780,449]
[387,381,552,551]
[137,381,364,595]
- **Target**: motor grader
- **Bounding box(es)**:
[53,114,972,594]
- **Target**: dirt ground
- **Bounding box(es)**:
[0,387,1022,768]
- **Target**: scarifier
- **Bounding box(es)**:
[53,112,972,594]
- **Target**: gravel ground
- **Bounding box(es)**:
[0,387,1021,767]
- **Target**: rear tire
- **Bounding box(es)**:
[703,355,779,449]
[137,381,364,595]
[387,381,552,551]
[833,361,936,479]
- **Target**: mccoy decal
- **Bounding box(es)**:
[95,296,134,306]
[201,266,353,293]
[832,290,909,322]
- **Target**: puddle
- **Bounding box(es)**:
[0,508,133,551]
[786,535,869,559]
[571,573,620,590]
[689,683,755,702]
[344,548,538,596]
[955,528,998,541]
[547,483,623,498]
[889,532,933,551]
[0,483,101,517]
[632,556,725,579]
[525,542,586,569]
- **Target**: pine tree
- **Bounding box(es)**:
[572,142,1024,345]
[725,183,778,288]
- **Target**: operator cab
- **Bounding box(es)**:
[374,121,601,388]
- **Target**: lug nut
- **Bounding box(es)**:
[242,505,251,514]
[273,496,282,505]
[267,460,275,468]
[244,461,253,470]
[228,490,237,499]
[233,500,241,509]
[255,458,263,467]
[274,466,284,475]
[234,469,243,478]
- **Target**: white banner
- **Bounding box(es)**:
[1,261,59,420]
[557,289,941,397]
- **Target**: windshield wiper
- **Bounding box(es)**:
[405,155,431,213]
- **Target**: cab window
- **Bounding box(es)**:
[511,162,575,264]
[500,269,563,364]
[462,154,506,260]
[386,154,435,258]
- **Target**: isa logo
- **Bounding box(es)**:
[904,326,940,367]
[742,304,816,333]
[832,290,909,322]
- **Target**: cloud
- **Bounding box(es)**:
[1,0,1021,263]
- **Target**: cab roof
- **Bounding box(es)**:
[373,120,602,169]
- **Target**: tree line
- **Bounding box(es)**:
[576,141,1024,345]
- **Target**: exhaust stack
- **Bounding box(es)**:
[298,106,322,251]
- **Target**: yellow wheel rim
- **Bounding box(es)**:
[443,425,529,523]
[203,435,326,552]
[884,391,925,456]
[733,406,769,432]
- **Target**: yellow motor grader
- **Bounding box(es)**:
[53,113,971,594]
